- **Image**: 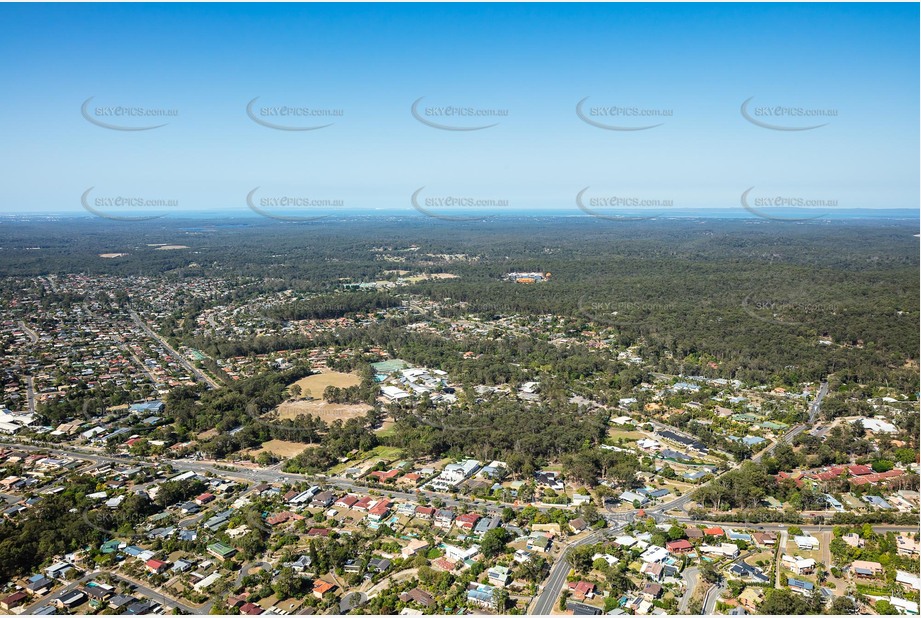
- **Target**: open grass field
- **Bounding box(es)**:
[375,418,396,436]
[607,428,646,442]
[290,371,361,398]
[277,399,372,424]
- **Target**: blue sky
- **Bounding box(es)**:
[0,3,917,216]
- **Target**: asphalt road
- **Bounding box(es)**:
[701,581,725,615]
[128,308,220,389]
[531,526,621,615]
[678,566,699,614]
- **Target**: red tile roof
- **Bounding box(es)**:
[568,581,595,597]
[335,494,359,507]
[146,559,168,571]
[666,539,694,552]
[240,602,263,615]
[456,513,481,527]
[313,580,336,595]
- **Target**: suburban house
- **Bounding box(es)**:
[641,583,663,601]
[434,509,455,529]
[793,535,820,551]
[487,565,512,586]
[312,579,337,600]
[842,533,865,548]
[666,539,694,554]
[640,562,665,582]
[787,578,814,596]
[1,591,28,611]
[782,555,816,575]
[897,536,920,557]
[466,583,497,610]
[207,542,237,560]
[851,560,883,579]
[897,571,921,592]
[456,512,481,530]
[739,587,765,612]
[145,559,169,574]
[752,532,776,547]
[400,588,435,608]
[401,539,429,559]
[334,494,359,509]
[568,581,596,600]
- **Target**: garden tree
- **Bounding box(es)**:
[515,556,549,583]
[480,527,510,558]
[118,491,156,522]
[693,461,773,510]
[874,600,899,615]
[237,529,267,559]
[762,443,801,474]
[700,564,721,584]
[153,478,207,508]
[577,501,602,525]
[0,475,102,581]
[492,588,509,614]
[829,537,852,563]
[569,545,597,573]
[759,589,824,615]
[828,596,857,615]
[666,525,686,541]
[871,459,894,473]
[558,590,571,611]
[273,567,310,599]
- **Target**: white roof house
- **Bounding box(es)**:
[860,418,898,433]
[444,544,480,562]
[794,535,820,550]
[897,571,921,591]
[640,546,669,564]
[193,572,221,592]
[887,597,919,615]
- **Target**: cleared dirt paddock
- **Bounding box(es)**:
[276,399,372,424]
[248,439,316,458]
